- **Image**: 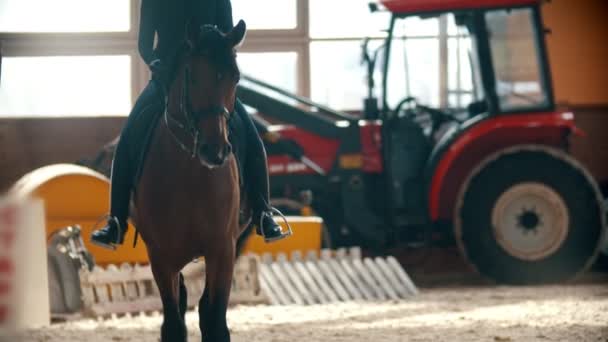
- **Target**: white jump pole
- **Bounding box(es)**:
[0,195,49,334]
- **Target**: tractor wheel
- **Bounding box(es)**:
[455,145,606,284]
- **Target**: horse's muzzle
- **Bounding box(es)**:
[198,142,232,168]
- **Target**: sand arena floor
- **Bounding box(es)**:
[16,283,608,342]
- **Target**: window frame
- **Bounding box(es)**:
[0,0,498,117]
[0,0,142,117]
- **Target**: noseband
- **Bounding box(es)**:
[164,63,232,158]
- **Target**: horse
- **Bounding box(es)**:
[134,20,250,342]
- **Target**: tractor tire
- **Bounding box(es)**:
[454,145,606,284]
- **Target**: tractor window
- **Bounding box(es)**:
[385,35,440,108]
[485,9,549,111]
[385,15,478,111]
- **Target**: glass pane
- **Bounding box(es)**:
[239,52,298,93]
[0,0,129,33]
[385,37,440,108]
[448,93,474,109]
[311,40,384,110]
[447,13,468,36]
[0,56,131,117]
[232,0,297,30]
[393,16,439,37]
[486,9,548,111]
[447,36,477,109]
[448,37,473,92]
[310,0,391,38]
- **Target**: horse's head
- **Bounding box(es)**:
[177,20,246,168]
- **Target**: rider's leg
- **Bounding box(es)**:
[235,99,289,242]
[90,81,163,249]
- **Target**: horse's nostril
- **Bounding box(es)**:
[225,143,232,155]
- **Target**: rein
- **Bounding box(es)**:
[163,64,231,158]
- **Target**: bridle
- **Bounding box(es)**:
[163,62,232,159]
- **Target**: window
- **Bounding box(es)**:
[309,0,391,39]
[0,0,130,33]
[0,1,481,117]
[309,3,474,111]
[486,9,548,111]
[0,56,131,117]
[308,0,391,110]
[310,41,376,110]
[239,52,298,92]
[385,36,440,108]
[0,0,135,117]
[232,0,297,30]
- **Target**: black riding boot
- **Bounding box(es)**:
[249,160,290,242]
[90,154,131,250]
[236,100,291,243]
[91,80,163,250]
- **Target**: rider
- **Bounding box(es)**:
[90,0,289,249]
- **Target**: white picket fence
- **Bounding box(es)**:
[79,255,267,317]
[256,247,418,305]
[78,247,418,316]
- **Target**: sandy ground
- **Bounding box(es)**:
[14,283,608,342]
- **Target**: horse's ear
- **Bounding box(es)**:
[227,20,247,48]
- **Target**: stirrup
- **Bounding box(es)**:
[260,207,293,242]
[90,215,124,251]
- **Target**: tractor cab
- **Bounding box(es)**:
[370,0,553,139]
[362,0,568,240]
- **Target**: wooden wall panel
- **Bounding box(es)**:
[570,106,608,192]
[0,117,124,191]
[543,0,608,106]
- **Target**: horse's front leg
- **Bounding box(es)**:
[199,244,235,342]
[179,272,188,321]
[150,258,188,342]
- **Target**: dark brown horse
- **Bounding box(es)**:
[134,21,249,342]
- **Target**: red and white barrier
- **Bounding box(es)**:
[0,196,49,332]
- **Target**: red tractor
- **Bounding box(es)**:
[237,0,607,284]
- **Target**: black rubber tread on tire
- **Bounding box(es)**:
[454,145,605,285]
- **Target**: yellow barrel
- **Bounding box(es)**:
[10,164,148,266]
[11,164,324,265]
[241,216,323,257]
